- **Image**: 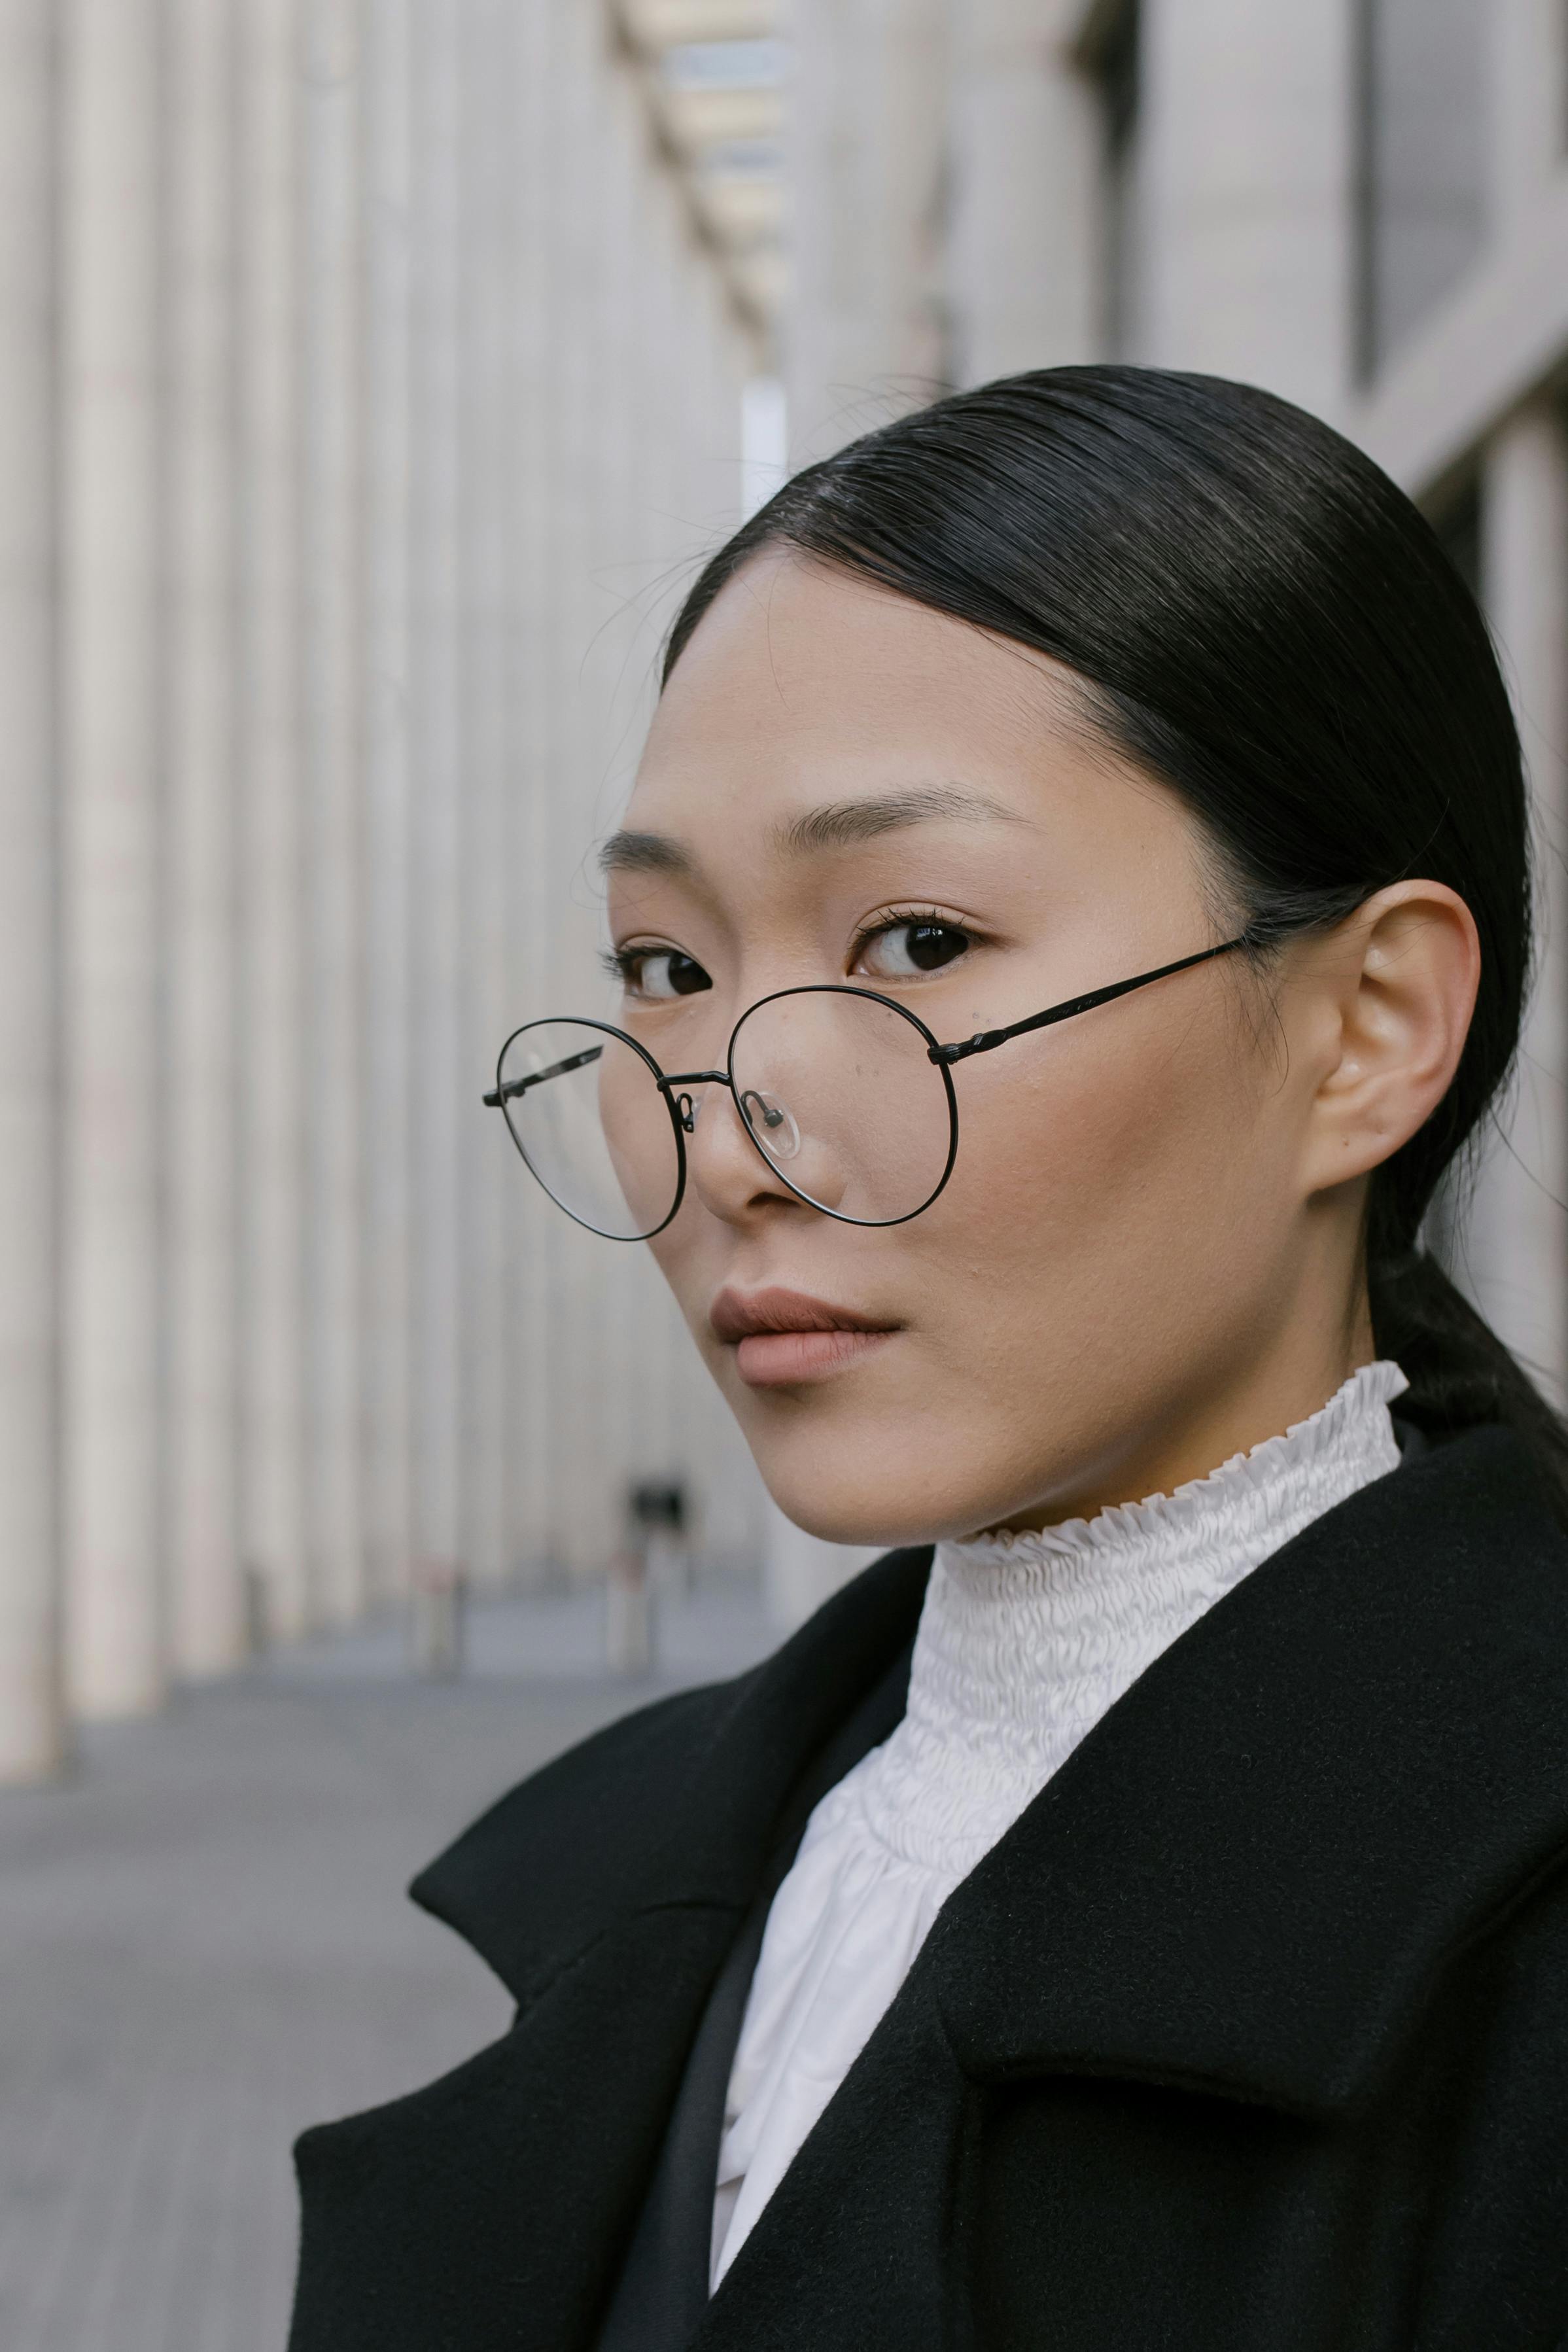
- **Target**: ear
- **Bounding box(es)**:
[1298,881,1482,1197]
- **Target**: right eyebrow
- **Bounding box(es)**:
[597,830,695,877]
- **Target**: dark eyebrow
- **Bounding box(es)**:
[598,785,1024,879]
[597,830,695,877]
[778,785,1026,852]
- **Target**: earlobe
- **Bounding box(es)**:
[1304,883,1480,1195]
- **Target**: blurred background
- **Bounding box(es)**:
[0,0,1564,2343]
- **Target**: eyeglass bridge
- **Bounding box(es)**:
[655,1069,728,1134]
[655,1069,795,1140]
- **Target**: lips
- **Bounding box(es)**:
[710,1285,900,1388]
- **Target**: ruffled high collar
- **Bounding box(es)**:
[854,1360,1409,1879]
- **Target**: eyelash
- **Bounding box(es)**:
[849,907,979,970]
[600,942,716,1001]
[601,944,663,986]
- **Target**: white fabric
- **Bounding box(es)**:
[710,1361,1409,2287]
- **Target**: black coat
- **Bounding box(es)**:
[289,1427,1568,2350]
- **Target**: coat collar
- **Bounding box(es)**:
[931,1425,1568,2116]
[418,1428,1568,2117]
[410,1542,932,2003]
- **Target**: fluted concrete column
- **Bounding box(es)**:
[61,0,166,1720]
[1463,404,1568,1403]
[302,0,364,1624]
[408,0,464,1596]
[1458,10,1568,1403]
[237,0,309,1640]
[503,0,555,1583]
[360,0,413,1607]
[458,0,514,1589]
[787,0,951,461]
[166,0,243,1677]
[1493,0,1563,228]
[1138,0,1355,419]
[589,56,643,1542]
[947,0,1100,383]
[0,0,64,1778]
[536,0,596,1581]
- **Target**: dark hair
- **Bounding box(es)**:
[665,366,1568,1507]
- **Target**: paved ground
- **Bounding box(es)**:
[0,1579,775,2352]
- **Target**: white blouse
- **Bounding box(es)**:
[710,1360,1409,2287]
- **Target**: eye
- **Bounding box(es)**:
[608,945,712,1001]
[854,919,974,980]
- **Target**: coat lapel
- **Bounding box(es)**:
[288,1547,932,2352]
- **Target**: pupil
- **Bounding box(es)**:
[907,924,962,972]
[667,953,708,996]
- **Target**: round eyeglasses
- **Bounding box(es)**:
[482,937,1247,1240]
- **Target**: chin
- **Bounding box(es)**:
[751,1429,983,1552]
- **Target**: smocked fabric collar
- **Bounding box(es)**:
[857,1360,1408,1880]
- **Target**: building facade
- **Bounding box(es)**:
[0,0,766,1780]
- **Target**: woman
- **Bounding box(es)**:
[288,369,1568,2351]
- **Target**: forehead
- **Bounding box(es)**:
[633,551,1087,819]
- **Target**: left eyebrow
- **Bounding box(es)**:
[776,784,1028,853]
[597,830,695,877]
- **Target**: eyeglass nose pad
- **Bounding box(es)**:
[676,1090,699,1134]
[740,1088,801,1161]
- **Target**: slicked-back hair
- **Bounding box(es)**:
[662,368,1568,1506]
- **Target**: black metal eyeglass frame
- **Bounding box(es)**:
[483,934,1248,1238]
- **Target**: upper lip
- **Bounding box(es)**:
[710,1285,899,1344]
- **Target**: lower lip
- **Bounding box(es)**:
[733,1327,896,1387]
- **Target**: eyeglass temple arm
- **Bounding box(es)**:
[928,937,1249,1067]
[481,1042,603,1107]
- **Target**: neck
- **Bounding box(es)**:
[988,1286,1377,1540]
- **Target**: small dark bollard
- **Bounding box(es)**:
[605,1544,652,1679]
[607,1477,689,1677]
[413,1562,467,1678]
[242,1563,271,1659]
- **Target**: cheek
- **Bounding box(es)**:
[644,1211,730,1366]
[645,1218,701,1312]
[933,1011,1272,1306]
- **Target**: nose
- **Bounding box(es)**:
[685,1078,854,1221]
[682,1080,813,1227]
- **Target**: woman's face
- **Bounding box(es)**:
[606,552,1369,1545]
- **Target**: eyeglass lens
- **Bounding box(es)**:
[729,990,952,1223]
[495,1019,682,1240]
